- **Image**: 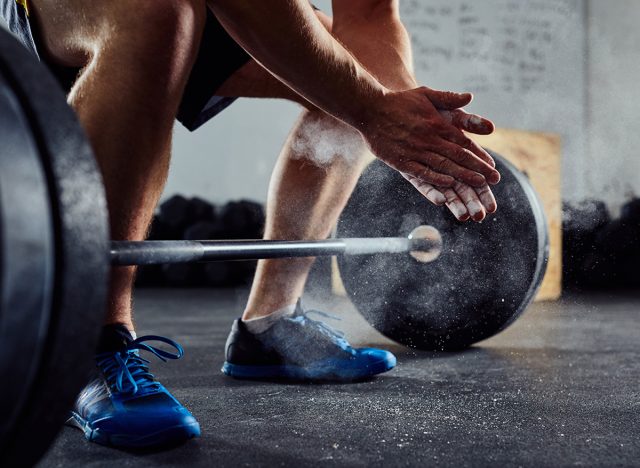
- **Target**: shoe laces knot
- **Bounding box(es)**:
[96,335,183,395]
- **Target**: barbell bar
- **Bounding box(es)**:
[109,228,443,266]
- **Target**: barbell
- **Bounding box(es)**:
[0,28,548,466]
[110,230,442,266]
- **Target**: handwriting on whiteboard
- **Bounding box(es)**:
[401,0,580,94]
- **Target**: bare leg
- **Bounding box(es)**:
[30,0,206,329]
[239,2,419,319]
[243,112,369,317]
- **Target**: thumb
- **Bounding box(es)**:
[422,87,473,110]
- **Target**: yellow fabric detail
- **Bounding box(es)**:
[16,0,29,16]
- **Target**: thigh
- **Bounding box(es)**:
[29,0,206,67]
[29,0,115,66]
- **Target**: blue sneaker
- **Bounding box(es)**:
[222,301,396,381]
[67,325,200,448]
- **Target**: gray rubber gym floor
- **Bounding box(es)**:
[39,288,639,467]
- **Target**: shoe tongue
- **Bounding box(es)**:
[96,324,135,353]
[293,299,305,317]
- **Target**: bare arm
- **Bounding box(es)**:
[208,0,384,129]
[329,0,497,221]
[208,0,500,188]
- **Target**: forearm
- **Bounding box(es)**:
[208,0,388,129]
[332,0,416,91]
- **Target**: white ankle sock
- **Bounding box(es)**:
[242,304,296,334]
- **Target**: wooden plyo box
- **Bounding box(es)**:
[331,128,563,302]
[472,128,562,301]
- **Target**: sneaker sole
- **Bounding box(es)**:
[66,412,200,449]
[221,356,396,382]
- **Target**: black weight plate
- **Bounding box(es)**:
[0,28,109,466]
[0,74,55,448]
[337,153,548,351]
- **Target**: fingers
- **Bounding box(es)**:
[400,161,455,188]
[451,181,487,222]
[440,110,495,135]
[421,87,473,110]
[475,184,497,213]
[442,187,471,222]
[432,138,498,185]
[401,173,447,206]
[403,148,487,189]
[437,127,501,181]
[400,171,498,222]
[443,183,497,222]
[419,152,489,188]
[418,87,499,182]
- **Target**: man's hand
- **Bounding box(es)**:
[358,86,500,187]
[358,86,499,222]
[212,1,498,221]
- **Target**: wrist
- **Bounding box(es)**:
[347,84,391,133]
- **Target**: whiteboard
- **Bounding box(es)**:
[399,0,587,199]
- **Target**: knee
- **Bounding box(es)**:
[291,111,369,167]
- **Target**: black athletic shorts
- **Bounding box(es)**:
[1,0,252,131]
